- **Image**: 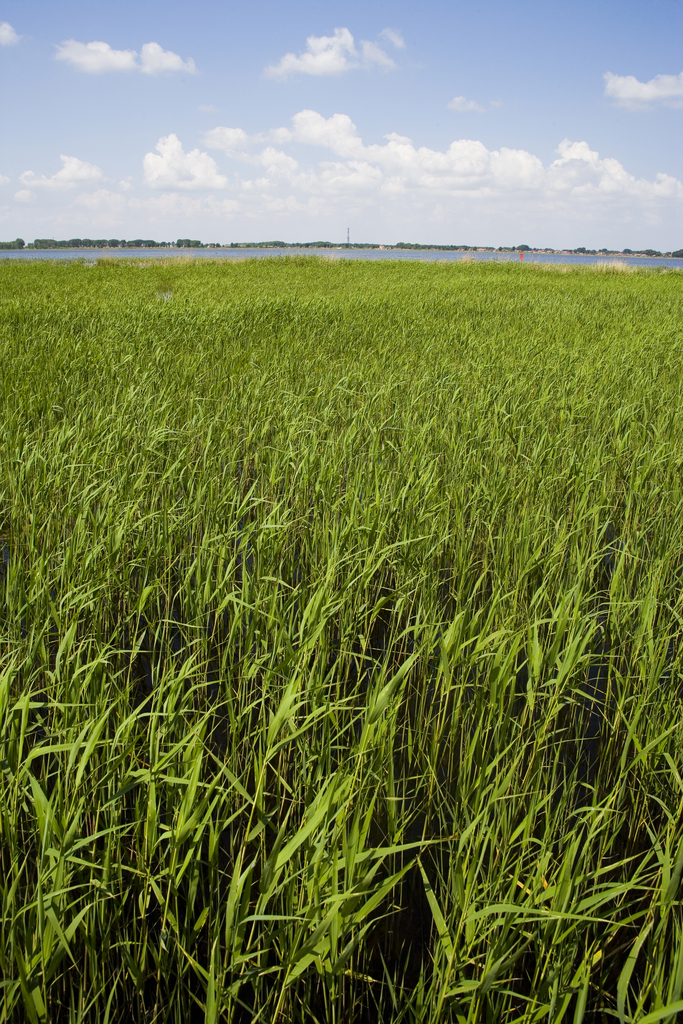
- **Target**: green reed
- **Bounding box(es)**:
[1,256,683,1022]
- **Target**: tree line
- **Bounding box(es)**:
[1,238,682,257]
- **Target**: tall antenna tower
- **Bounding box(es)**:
[347,227,350,245]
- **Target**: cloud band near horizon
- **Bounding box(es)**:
[5,109,680,245]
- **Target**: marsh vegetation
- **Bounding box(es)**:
[1,257,683,1022]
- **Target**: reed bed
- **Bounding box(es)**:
[1,256,683,1022]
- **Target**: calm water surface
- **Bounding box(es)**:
[1,248,682,269]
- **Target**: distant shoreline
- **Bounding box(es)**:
[3,246,681,259]
[1,238,680,258]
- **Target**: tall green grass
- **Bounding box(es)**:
[1,256,683,1022]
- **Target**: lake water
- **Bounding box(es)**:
[1,248,682,269]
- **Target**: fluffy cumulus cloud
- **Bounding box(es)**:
[265,28,395,77]
[195,109,683,220]
[55,40,138,72]
[143,134,229,190]
[14,114,682,243]
[547,139,682,199]
[0,21,20,45]
[20,155,103,190]
[55,39,195,75]
[0,175,10,186]
[604,70,683,108]
[448,96,486,113]
[202,127,252,156]
[207,109,549,194]
[139,42,196,75]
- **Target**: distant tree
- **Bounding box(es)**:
[516,244,531,251]
[672,249,683,258]
[622,249,633,254]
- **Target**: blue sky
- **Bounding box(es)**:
[1,0,682,247]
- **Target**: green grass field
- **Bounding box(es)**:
[1,256,683,1023]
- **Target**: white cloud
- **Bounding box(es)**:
[546,139,682,198]
[143,134,229,190]
[12,111,682,244]
[202,128,304,191]
[14,190,35,203]
[360,40,396,70]
[288,110,362,157]
[139,42,196,75]
[379,28,405,49]
[604,70,683,108]
[74,189,128,217]
[264,28,395,77]
[448,96,486,113]
[0,21,20,45]
[55,40,138,73]
[20,155,103,190]
[0,175,10,186]
[253,147,300,177]
[54,39,196,74]
[202,126,252,156]
[265,28,356,77]
[199,109,683,221]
